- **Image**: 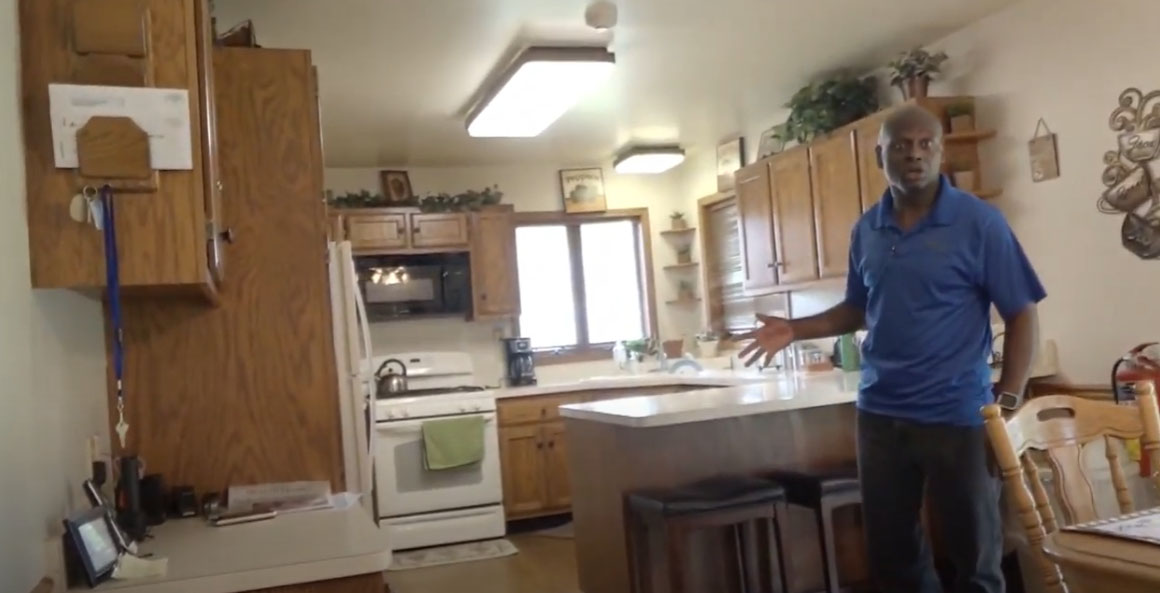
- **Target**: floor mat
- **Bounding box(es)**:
[387,539,519,571]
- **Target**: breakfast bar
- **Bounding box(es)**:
[561,344,1060,593]
[561,371,865,593]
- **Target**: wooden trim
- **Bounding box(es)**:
[568,224,589,346]
[515,207,650,225]
[534,344,615,366]
[1028,381,1113,401]
[637,208,659,340]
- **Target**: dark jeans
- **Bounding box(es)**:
[857,410,1004,593]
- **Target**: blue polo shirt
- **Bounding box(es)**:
[845,176,1046,426]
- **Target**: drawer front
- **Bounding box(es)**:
[540,394,584,421]
[498,393,586,425]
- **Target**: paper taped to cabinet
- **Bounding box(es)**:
[48,83,194,171]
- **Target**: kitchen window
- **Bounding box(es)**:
[514,209,656,361]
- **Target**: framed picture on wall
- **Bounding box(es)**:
[560,167,608,214]
[716,136,745,192]
[379,170,414,204]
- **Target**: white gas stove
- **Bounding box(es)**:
[371,352,505,551]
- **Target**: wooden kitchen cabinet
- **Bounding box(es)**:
[411,213,470,248]
[470,207,521,319]
[20,0,222,299]
[769,146,819,285]
[499,424,549,517]
[854,113,890,212]
[346,212,408,251]
[735,161,779,291]
[809,132,864,278]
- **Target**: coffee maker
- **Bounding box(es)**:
[503,337,536,386]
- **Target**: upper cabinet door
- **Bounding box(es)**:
[410,213,470,249]
[769,147,819,285]
[470,208,521,318]
[735,161,779,291]
[855,114,890,212]
[810,132,864,279]
[347,213,409,251]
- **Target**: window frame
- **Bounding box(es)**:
[513,208,658,365]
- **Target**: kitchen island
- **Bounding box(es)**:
[560,343,1060,593]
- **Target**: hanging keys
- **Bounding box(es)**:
[115,397,129,448]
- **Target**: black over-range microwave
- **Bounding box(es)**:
[353,253,472,321]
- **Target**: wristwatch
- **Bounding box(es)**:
[996,390,1023,411]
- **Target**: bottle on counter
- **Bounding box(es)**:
[612,341,627,369]
[837,333,861,372]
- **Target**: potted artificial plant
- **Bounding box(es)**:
[676,245,693,264]
[670,211,688,230]
[946,101,975,133]
[888,48,949,100]
[784,74,879,143]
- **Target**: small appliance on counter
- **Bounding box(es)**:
[502,337,536,386]
[375,358,409,397]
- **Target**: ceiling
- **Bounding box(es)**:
[213,0,1019,168]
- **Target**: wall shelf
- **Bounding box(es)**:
[945,129,997,143]
[664,262,699,271]
[666,297,702,305]
[660,227,697,237]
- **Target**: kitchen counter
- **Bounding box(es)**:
[560,339,1059,428]
[61,506,389,593]
[491,371,771,399]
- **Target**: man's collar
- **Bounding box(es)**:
[872,175,957,230]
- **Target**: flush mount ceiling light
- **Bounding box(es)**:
[613,145,686,174]
[466,46,615,138]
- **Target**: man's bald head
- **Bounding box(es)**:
[876,106,944,194]
[878,105,943,146]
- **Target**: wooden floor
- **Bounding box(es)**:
[385,534,580,593]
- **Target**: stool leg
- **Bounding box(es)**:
[817,501,841,593]
[732,523,751,593]
[769,502,791,593]
[629,515,651,593]
[663,522,687,593]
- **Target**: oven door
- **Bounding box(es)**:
[374,413,502,518]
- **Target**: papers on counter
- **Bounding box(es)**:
[226,481,363,515]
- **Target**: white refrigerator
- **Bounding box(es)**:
[328,240,377,515]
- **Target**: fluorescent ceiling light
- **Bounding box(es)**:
[467,47,615,138]
[613,146,686,174]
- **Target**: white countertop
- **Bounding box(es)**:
[559,340,1060,428]
[492,371,773,399]
[67,506,390,593]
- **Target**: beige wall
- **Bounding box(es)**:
[327,165,703,382]
[682,0,1159,383]
[0,0,110,590]
[924,0,1156,383]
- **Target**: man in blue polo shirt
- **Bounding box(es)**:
[740,105,1045,593]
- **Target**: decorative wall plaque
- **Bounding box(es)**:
[1028,118,1060,182]
[1098,88,1160,260]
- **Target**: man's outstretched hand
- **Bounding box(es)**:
[737,313,794,368]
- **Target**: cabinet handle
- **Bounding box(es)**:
[219,228,236,244]
[548,440,555,449]
[481,293,488,301]
[768,260,785,270]
[215,180,224,192]
[537,441,544,450]
[540,408,546,417]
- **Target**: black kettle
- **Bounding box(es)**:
[375,359,408,397]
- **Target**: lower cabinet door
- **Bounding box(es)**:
[543,422,571,509]
[499,424,547,517]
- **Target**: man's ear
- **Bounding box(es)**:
[875,145,884,170]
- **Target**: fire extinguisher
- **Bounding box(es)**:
[1111,343,1160,477]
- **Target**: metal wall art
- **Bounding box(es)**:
[1099,88,1160,260]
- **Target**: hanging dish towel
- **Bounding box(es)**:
[422,416,485,470]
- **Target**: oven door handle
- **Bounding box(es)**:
[376,415,496,433]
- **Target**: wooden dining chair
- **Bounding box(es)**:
[982,381,1160,593]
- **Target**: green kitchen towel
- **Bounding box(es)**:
[422,416,485,471]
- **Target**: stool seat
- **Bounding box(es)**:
[628,476,786,518]
[766,467,859,505]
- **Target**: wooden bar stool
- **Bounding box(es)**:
[626,476,791,593]
[766,467,862,593]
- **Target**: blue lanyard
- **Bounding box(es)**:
[101,186,127,445]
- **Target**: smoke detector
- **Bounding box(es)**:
[585,1,618,31]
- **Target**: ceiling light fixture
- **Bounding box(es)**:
[467,46,615,138]
[613,145,686,174]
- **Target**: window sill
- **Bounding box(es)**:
[533,346,614,366]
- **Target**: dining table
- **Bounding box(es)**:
[1044,529,1160,592]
